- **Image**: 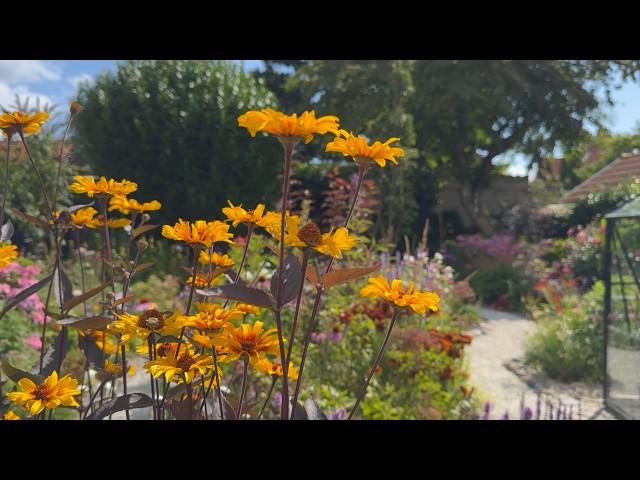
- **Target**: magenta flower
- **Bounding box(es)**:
[26,335,42,350]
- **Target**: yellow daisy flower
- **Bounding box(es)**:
[198,250,235,268]
[95,360,135,383]
[81,330,119,355]
[70,208,131,229]
[178,302,244,332]
[208,321,281,365]
[108,196,161,215]
[144,346,216,384]
[136,341,180,358]
[69,207,99,228]
[0,111,49,136]
[6,371,80,416]
[235,303,261,316]
[0,244,18,269]
[162,219,233,248]
[326,130,404,168]
[69,176,138,198]
[108,309,182,342]
[265,215,357,259]
[254,358,299,380]
[186,273,221,289]
[3,410,20,420]
[360,275,441,315]
[237,108,339,144]
[222,201,276,228]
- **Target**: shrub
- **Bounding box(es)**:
[470,264,533,312]
[525,282,604,382]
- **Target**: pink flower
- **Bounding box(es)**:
[26,335,42,350]
[31,309,45,324]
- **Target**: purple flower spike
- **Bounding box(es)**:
[482,402,492,420]
[522,407,533,420]
[328,408,347,420]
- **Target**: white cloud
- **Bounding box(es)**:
[0,81,57,111]
[0,60,61,84]
[67,73,93,88]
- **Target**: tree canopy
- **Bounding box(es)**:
[262,60,640,238]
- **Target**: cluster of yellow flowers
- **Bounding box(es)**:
[2,106,441,421]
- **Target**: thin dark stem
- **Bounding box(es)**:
[39,238,61,372]
[39,269,55,372]
[175,250,199,357]
[273,140,295,419]
[347,309,400,420]
[52,116,73,209]
[185,379,194,421]
[273,309,289,420]
[82,380,107,419]
[98,198,128,419]
[148,336,157,420]
[120,344,130,420]
[200,346,224,420]
[98,198,117,295]
[18,130,53,219]
[0,134,11,229]
[78,356,88,420]
[290,168,368,416]
[285,249,310,367]
[237,356,249,420]
[159,249,199,414]
[258,376,278,420]
[344,165,366,230]
[74,231,88,316]
[325,166,367,274]
[236,224,253,283]
[222,223,253,309]
[290,286,323,419]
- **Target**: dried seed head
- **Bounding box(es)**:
[69,101,83,116]
[297,221,322,247]
[138,309,165,330]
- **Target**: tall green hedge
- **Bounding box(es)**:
[73,60,282,225]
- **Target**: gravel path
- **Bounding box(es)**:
[466,306,614,420]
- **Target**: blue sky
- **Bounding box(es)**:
[2,60,639,177]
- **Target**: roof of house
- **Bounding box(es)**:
[559,153,640,204]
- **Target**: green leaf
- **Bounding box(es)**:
[1,359,43,385]
[38,328,69,378]
[57,315,112,331]
[85,393,153,420]
[1,220,14,242]
[270,253,302,306]
[304,396,328,420]
[0,273,53,319]
[52,266,73,311]
[9,208,49,229]
[78,335,105,370]
[62,282,109,313]
[133,224,159,237]
[322,263,380,289]
[196,284,273,308]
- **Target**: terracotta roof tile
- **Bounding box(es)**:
[560,154,640,203]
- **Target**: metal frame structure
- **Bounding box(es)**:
[603,197,640,419]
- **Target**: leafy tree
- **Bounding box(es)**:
[411,60,640,234]
[73,60,281,226]
[266,60,640,239]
